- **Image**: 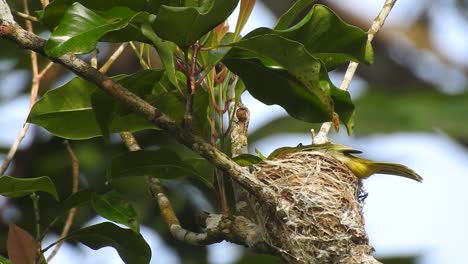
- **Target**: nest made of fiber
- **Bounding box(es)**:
[253,150,375,264]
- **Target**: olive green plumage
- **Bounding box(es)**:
[268,143,423,182]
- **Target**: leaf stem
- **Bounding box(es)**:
[313,0,397,144]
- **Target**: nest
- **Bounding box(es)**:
[253,150,378,264]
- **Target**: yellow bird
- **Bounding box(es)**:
[268,143,423,182]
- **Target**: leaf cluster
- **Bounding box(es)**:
[1,0,374,262]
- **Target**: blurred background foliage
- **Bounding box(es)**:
[1,0,467,263]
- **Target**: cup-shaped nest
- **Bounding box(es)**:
[253,150,378,264]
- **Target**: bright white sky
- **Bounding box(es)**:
[1,1,468,263]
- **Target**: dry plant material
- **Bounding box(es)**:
[253,150,378,264]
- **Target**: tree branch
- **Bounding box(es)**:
[0,0,53,175]
[120,132,269,249]
[313,0,397,144]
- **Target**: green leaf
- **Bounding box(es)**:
[140,23,179,88]
[146,0,185,14]
[45,3,140,57]
[28,71,159,140]
[329,80,355,134]
[0,255,12,264]
[183,158,214,187]
[67,222,151,264]
[277,4,373,69]
[192,88,211,140]
[233,154,263,166]
[40,0,148,29]
[223,4,369,132]
[0,176,59,200]
[108,149,212,186]
[224,34,333,123]
[60,189,93,213]
[91,70,161,139]
[28,77,101,139]
[275,0,316,30]
[91,191,140,233]
[153,0,239,47]
[148,83,210,140]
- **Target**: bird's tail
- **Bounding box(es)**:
[368,162,423,182]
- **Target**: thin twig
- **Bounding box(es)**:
[0,123,30,175]
[119,132,215,244]
[0,0,50,175]
[39,61,54,77]
[99,43,128,74]
[90,49,98,68]
[12,10,38,22]
[313,0,397,144]
[31,193,41,240]
[46,141,79,262]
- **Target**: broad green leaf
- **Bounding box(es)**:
[183,158,214,187]
[0,176,59,200]
[192,88,211,140]
[146,0,185,14]
[0,255,12,264]
[140,23,179,88]
[223,4,369,132]
[224,34,333,123]
[277,4,373,69]
[275,0,316,30]
[59,189,93,214]
[108,149,212,186]
[28,77,102,139]
[148,85,211,140]
[91,191,139,233]
[28,71,159,140]
[153,0,239,47]
[40,0,148,29]
[233,154,263,166]
[7,224,38,264]
[91,70,162,139]
[45,3,139,57]
[247,4,372,70]
[67,222,151,264]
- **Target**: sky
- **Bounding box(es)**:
[1,1,468,263]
